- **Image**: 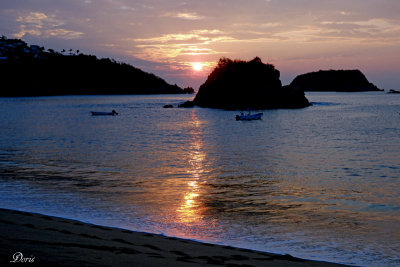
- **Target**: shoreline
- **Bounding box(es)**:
[0,208,347,266]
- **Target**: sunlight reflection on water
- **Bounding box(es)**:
[177,111,205,224]
[0,93,399,266]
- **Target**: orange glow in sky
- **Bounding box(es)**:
[2,1,400,89]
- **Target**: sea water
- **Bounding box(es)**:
[0,92,399,266]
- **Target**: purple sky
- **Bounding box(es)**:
[1,0,400,89]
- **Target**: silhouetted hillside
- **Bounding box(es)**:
[289,70,382,92]
[193,57,310,109]
[0,37,188,96]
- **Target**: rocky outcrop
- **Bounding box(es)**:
[178,101,195,108]
[289,70,382,92]
[183,87,195,94]
[193,57,310,109]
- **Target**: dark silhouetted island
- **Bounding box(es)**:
[0,36,190,96]
[190,57,310,109]
[288,70,382,92]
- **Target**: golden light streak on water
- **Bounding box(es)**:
[176,110,206,224]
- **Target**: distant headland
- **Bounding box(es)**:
[0,36,194,97]
[187,57,310,110]
[287,69,382,92]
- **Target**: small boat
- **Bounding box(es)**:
[236,112,263,120]
[91,110,118,116]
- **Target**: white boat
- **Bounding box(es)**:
[91,110,118,116]
[236,112,263,120]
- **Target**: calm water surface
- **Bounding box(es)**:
[0,92,399,266]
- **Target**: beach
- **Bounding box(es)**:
[0,208,345,266]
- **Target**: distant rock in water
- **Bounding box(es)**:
[0,36,187,96]
[289,70,382,92]
[193,57,310,109]
[178,100,195,108]
[183,87,195,94]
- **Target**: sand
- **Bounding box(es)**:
[0,208,347,266]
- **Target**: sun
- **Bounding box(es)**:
[192,62,203,71]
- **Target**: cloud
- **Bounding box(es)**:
[16,12,49,24]
[13,25,41,38]
[133,43,223,62]
[15,12,64,28]
[135,30,232,44]
[45,29,84,39]
[131,29,234,62]
[167,12,205,20]
[318,18,400,42]
[13,11,84,39]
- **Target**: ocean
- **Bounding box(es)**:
[0,92,399,266]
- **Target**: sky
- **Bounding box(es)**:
[1,0,400,89]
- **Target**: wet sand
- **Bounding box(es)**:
[0,208,347,266]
